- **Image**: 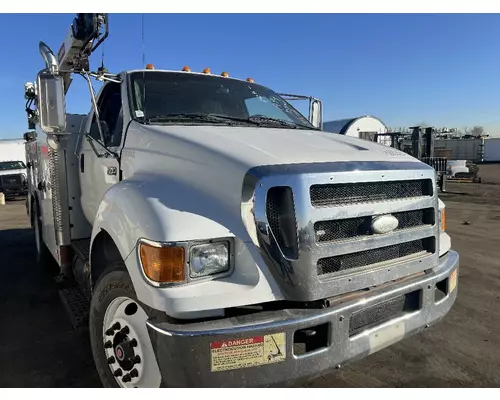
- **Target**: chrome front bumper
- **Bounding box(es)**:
[146,250,459,388]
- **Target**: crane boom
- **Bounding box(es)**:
[55,13,109,92]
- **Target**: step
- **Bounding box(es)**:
[58,284,90,330]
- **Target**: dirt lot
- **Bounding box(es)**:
[1,165,500,387]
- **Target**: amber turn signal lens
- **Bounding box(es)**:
[441,209,446,231]
[139,243,185,283]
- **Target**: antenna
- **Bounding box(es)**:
[141,14,147,121]
[141,13,145,67]
[97,38,107,76]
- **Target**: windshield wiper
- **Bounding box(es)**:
[248,116,311,129]
[147,113,257,126]
[147,113,225,124]
[208,114,261,125]
[146,113,315,130]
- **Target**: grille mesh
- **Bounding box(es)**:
[266,186,298,259]
[0,174,22,188]
[349,290,421,337]
[266,190,282,245]
[310,179,433,207]
[317,238,434,276]
[315,208,435,243]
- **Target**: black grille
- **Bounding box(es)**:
[266,186,299,259]
[315,208,435,243]
[0,174,23,189]
[310,179,433,207]
[317,237,435,276]
[349,290,421,337]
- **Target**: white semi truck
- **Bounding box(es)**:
[23,13,459,388]
[0,139,28,198]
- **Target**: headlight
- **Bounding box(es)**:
[189,242,229,278]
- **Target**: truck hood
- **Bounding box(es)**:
[135,124,415,167]
[0,168,25,177]
[124,122,425,244]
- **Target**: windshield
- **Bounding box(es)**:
[128,71,314,129]
[0,161,25,171]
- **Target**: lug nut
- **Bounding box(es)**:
[105,328,114,336]
[130,338,138,347]
[112,322,121,330]
[107,356,116,364]
[133,355,141,364]
[104,341,112,348]
[130,368,139,378]
[113,368,123,377]
[120,326,130,335]
[122,374,131,383]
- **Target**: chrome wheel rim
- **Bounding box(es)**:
[102,296,161,388]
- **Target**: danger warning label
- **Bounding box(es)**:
[210,333,286,372]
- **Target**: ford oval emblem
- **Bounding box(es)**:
[371,214,399,234]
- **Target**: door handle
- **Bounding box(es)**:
[80,153,85,173]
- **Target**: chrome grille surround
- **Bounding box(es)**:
[245,161,440,302]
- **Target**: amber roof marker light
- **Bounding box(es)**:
[182,66,191,72]
[202,68,211,74]
[247,77,254,83]
[221,72,229,77]
[145,64,155,70]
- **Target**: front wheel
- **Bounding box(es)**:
[89,266,163,388]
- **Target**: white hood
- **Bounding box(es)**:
[0,168,26,177]
[134,124,415,167]
[122,123,424,244]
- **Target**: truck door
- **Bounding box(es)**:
[79,82,123,225]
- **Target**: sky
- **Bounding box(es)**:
[2,13,500,138]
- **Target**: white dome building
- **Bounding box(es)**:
[323,115,390,146]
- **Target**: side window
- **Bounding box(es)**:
[90,83,123,147]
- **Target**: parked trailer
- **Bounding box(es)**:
[433,138,484,163]
[24,13,459,388]
[0,138,27,164]
[483,138,500,162]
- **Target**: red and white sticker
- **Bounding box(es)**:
[210,333,286,372]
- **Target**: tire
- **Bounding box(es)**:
[31,198,58,276]
[89,265,164,388]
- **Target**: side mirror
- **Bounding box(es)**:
[37,70,66,134]
[309,98,323,129]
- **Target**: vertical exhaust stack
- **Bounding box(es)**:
[39,41,58,74]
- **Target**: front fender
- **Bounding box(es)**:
[90,176,284,319]
[91,178,235,261]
